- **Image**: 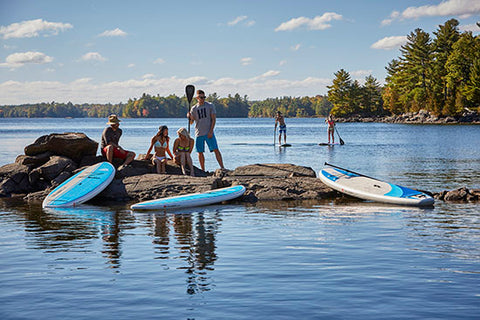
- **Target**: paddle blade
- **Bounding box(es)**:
[186,85,195,104]
[340,138,345,145]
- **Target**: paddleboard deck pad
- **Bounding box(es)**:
[131,185,246,211]
[319,165,434,207]
[42,162,115,208]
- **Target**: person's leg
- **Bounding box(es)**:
[153,158,161,174]
[283,132,287,144]
[124,151,135,165]
[160,159,166,174]
[186,154,195,176]
[213,149,224,169]
[105,146,114,163]
[198,152,205,171]
[179,153,187,175]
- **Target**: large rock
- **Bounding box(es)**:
[95,163,334,203]
[24,133,98,163]
[0,163,32,196]
[231,163,316,178]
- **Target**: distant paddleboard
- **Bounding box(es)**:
[318,142,340,146]
[42,162,115,208]
[130,185,246,211]
[319,163,434,207]
[280,144,292,147]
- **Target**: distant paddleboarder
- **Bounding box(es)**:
[325,115,335,144]
[275,111,287,145]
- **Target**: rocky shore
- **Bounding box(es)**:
[336,109,480,124]
[0,132,478,205]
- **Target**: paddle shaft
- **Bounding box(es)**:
[324,162,376,180]
[335,127,345,145]
[185,85,195,134]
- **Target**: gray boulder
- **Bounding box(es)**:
[24,132,98,163]
[0,163,31,196]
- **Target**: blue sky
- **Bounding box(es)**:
[0,0,479,104]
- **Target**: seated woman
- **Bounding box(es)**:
[146,125,174,174]
[173,127,195,176]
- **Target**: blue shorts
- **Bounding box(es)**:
[195,134,219,153]
[279,125,286,134]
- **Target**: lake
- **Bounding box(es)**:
[0,117,479,319]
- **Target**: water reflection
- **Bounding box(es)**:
[137,208,222,294]
[0,199,133,270]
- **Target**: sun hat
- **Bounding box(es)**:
[177,127,190,138]
[106,114,121,125]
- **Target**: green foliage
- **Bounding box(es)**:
[249,96,332,118]
[382,19,480,116]
[327,69,383,117]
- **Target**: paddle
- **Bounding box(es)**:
[335,127,345,145]
[273,125,276,146]
[324,162,375,179]
[185,85,195,134]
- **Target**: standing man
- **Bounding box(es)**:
[187,90,224,171]
[101,114,135,169]
[275,111,287,145]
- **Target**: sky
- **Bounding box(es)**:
[0,0,479,105]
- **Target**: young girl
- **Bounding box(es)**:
[173,127,195,176]
[326,115,335,144]
[146,125,174,174]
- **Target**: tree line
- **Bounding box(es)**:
[1,19,478,119]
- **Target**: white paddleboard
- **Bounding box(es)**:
[319,165,434,207]
[42,162,115,208]
[131,185,246,211]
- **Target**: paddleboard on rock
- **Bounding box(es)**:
[319,164,434,207]
[131,185,246,211]
[42,162,115,208]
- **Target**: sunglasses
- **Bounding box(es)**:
[197,96,206,99]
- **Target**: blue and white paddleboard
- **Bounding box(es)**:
[131,185,246,211]
[319,164,434,207]
[42,162,115,208]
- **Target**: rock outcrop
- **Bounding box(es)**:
[24,132,98,163]
[1,132,479,205]
[336,109,480,124]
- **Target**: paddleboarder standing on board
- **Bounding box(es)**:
[101,114,135,170]
[326,115,335,144]
[275,111,287,145]
[187,89,225,171]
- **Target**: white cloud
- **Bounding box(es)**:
[275,12,343,31]
[371,36,408,50]
[279,60,287,66]
[81,52,107,62]
[0,73,333,104]
[228,16,248,26]
[459,23,480,33]
[240,57,253,66]
[351,70,373,78]
[383,0,480,25]
[142,74,155,79]
[127,63,135,68]
[0,51,53,68]
[291,44,301,51]
[98,28,127,37]
[154,58,165,64]
[227,15,255,27]
[0,18,72,39]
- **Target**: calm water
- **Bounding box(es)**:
[0,118,479,319]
